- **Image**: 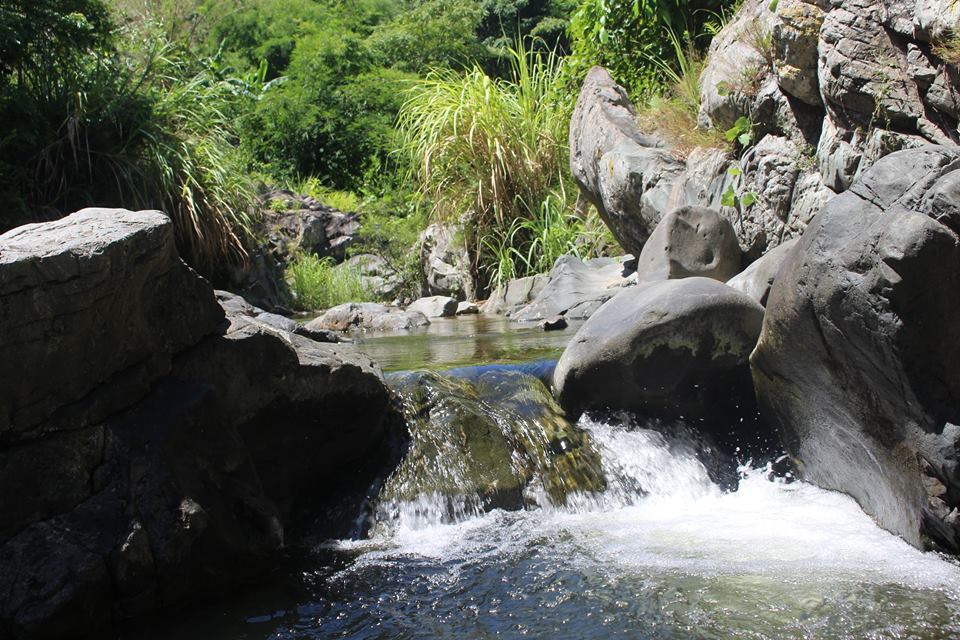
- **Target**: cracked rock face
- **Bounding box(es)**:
[0,209,400,638]
[751,146,960,551]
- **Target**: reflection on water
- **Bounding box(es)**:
[344,315,581,372]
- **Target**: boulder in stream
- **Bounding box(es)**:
[751,146,960,551]
[554,278,765,442]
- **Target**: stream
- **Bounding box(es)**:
[133,317,960,639]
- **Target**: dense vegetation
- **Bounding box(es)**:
[0,0,735,304]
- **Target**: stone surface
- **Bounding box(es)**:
[569,66,684,254]
[0,208,223,444]
[407,295,458,318]
[540,316,568,331]
[511,256,634,322]
[0,210,401,638]
[456,301,479,315]
[368,310,430,332]
[726,238,799,305]
[751,146,960,551]
[420,223,473,300]
[380,370,605,518]
[773,0,826,106]
[554,278,765,425]
[634,206,742,283]
[305,302,432,333]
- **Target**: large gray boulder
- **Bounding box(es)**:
[554,278,765,425]
[0,208,223,443]
[0,210,401,638]
[481,274,548,316]
[635,206,742,283]
[569,66,685,254]
[511,256,634,322]
[336,254,402,299]
[751,146,960,551]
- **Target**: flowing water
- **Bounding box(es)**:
[133,320,960,640]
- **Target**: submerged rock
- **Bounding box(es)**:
[0,209,401,638]
[377,370,605,526]
[752,146,960,551]
[554,278,765,437]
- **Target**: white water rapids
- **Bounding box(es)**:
[326,413,960,639]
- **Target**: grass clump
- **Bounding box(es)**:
[636,30,726,158]
[286,253,373,311]
[397,40,577,288]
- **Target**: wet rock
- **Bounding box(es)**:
[726,238,799,305]
[511,256,634,322]
[635,206,742,283]
[751,146,960,550]
[420,223,473,300]
[554,278,764,428]
[407,295,458,318]
[456,301,479,315]
[378,370,605,520]
[304,302,392,332]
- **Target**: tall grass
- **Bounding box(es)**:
[482,183,619,289]
[7,20,259,274]
[286,253,374,311]
[397,40,573,286]
[636,29,726,158]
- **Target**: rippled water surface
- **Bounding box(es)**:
[132,324,960,640]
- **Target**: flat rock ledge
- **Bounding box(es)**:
[0,209,401,639]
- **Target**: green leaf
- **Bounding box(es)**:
[716,81,731,97]
[741,191,758,208]
[724,125,740,142]
[721,185,737,208]
[769,0,780,12]
[727,166,742,177]
[738,131,753,146]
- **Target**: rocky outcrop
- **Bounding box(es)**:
[420,223,473,300]
[304,302,429,333]
[228,190,361,310]
[509,256,636,322]
[336,254,402,300]
[634,205,742,282]
[0,209,400,638]
[569,66,685,255]
[570,0,960,262]
[751,146,960,551]
[553,278,764,429]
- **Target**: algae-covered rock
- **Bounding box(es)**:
[378,369,605,525]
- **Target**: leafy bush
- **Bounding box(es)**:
[398,41,572,288]
[287,253,373,311]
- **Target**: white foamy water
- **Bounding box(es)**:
[329,414,960,639]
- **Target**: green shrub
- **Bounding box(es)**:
[287,253,374,311]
